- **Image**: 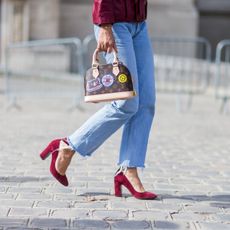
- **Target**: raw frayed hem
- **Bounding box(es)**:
[66,137,91,158]
[116,160,146,175]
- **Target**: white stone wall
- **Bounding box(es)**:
[147,0,198,38]
[0,0,29,65]
[1,0,199,70]
[60,1,93,40]
[28,0,60,40]
[59,0,198,39]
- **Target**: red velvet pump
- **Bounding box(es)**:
[114,172,157,200]
[40,138,69,186]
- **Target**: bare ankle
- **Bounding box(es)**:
[125,167,138,177]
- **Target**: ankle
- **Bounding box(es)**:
[61,149,74,159]
[59,141,74,159]
[125,167,138,177]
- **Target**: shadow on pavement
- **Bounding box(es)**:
[159,194,230,202]
[0,218,183,229]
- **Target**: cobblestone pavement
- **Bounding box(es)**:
[0,78,230,229]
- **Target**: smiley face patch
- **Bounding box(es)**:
[118,74,128,83]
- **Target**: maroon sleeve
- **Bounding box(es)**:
[92,0,115,25]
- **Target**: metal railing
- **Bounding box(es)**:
[151,37,211,111]
[215,40,230,114]
[3,35,217,112]
[4,38,84,110]
[83,34,98,72]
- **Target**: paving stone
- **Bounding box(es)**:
[154,184,186,191]
[0,176,38,183]
[110,201,147,210]
[170,178,201,185]
[75,188,111,196]
[74,193,112,202]
[171,212,215,222]
[71,176,103,182]
[51,209,90,218]
[54,194,79,201]
[17,194,53,200]
[8,187,42,194]
[36,200,72,208]
[0,218,28,227]
[5,228,42,230]
[215,214,230,223]
[210,194,230,202]
[181,184,221,192]
[19,181,52,188]
[0,187,6,193]
[198,222,230,230]
[111,220,151,229]
[73,219,110,229]
[146,202,182,213]
[74,201,108,209]
[0,194,17,200]
[183,204,222,214]
[0,208,10,217]
[92,210,128,220]
[50,229,77,230]
[43,187,74,194]
[209,202,230,209]
[0,200,34,208]
[9,208,48,217]
[0,82,230,228]
[132,211,170,221]
[153,220,194,229]
[55,194,88,202]
[29,218,67,228]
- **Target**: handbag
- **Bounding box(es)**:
[84,49,136,103]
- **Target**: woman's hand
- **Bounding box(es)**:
[97,24,117,53]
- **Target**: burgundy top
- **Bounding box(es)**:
[92,0,148,25]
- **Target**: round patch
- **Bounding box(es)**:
[118,74,128,83]
[102,74,114,87]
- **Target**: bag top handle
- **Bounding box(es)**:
[92,49,119,68]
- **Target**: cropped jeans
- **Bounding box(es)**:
[67,21,156,168]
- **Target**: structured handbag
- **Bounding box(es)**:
[84,49,136,103]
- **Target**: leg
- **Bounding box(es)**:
[41,24,140,187]
[67,23,139,157]
[118,22,156,192]
[119,22,156,168]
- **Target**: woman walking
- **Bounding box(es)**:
[40,0,157,199]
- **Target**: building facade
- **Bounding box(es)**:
[0,0,229,67]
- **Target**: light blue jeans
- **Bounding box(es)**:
[67,21,156,168]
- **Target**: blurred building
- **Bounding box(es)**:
[196,0,230,59]
[0,0,229,68]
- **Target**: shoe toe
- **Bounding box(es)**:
[143,191,157,199]
[50,168,69,186]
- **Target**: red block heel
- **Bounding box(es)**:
[114,180,122,197]
[39,138,70,187]
[114,172,157,200]
[40,139,63,160]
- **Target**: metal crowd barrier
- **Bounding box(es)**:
[83,34,99,72]
[83,35,211,111]
[4,38,84,110]
[4,35,212,111]
[215,40,230,114]
[151,37,211,111]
